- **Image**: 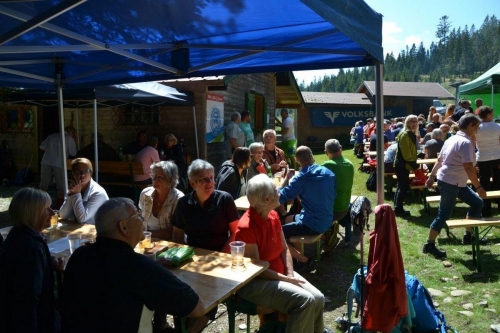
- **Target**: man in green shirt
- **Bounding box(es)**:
[322,139,355,251]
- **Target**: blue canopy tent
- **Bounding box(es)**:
[0,0,386,203]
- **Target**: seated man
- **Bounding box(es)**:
[322,139,354,251]
[60,197,205,333]
[279,146,336,273]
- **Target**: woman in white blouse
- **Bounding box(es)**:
[475,105,500,217]
[139,161,184,240]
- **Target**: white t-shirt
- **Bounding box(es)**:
[475,121,500,162]
[282,117,295,141]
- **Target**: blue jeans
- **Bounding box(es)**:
[430,180,483,232]
[282,219,318,239]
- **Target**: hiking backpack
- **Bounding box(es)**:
[405,273,458,333]
[365,171,376,191]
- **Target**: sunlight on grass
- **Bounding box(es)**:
[313,148,500,332]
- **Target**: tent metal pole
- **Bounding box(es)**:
[193,106,199,159]
[93,99,98,182]
[56,77,68,195]
[492,84,495,109]
[375,62,384,206]
[75,101,80,148]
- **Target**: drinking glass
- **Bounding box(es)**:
[50,211,59,228]
[67,234,81,254]
[229,241,246,271]
[141,231,152,249]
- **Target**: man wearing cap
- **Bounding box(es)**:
[384,119,396,142]
[322,139,354,251]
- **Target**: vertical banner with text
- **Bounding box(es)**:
[206,93,225,143]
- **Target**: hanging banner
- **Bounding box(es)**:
[310,106,408,127]
[206,93,225,143]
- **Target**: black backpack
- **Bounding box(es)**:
[366,171,376,191]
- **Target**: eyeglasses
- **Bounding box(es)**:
[196,177,215,184]
[120,210,144,223]
[73,169,91,175]
[150,174,167,181]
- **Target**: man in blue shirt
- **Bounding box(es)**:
[279,146,336,273]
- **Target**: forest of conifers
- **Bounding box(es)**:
[299,15,500,93]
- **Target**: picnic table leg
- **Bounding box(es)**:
[227,295,236,333]
[474,227,482,272]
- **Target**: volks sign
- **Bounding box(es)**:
[310,107,407,127]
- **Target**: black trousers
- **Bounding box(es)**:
[477,158,500,214]
[394,166,410,212]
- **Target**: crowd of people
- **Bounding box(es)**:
[353,98,499,259]
[3,98,496,331]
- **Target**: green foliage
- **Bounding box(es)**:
[299,15,500,92]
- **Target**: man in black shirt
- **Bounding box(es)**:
[61,197,204,333]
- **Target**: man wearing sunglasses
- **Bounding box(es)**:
[61,197,205,332]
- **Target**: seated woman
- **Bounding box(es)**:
[247,142,271,180]
[172,159,239,332]
[215,147,251,200]
[236,174,328,333]
[59,158,109,224]
[139,161,184,240]
[0,188,63,332]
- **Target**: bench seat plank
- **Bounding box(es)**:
[446,217,500,229]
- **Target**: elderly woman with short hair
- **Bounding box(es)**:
[59,157,109,224]
[236,174,328,333]
[0,188,61,332]
[247,142,271,180]
[139,161,184,240]
[423,114,486,259]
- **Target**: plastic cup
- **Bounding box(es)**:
[229,241,246,272]
[50,211,59,228]
[67,234,81,254]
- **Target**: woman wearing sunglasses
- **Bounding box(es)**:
[59,157,109,224]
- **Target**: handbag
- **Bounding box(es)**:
[411,169,427,186]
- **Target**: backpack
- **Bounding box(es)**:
[366,171,376,191]
[405,273,458,333]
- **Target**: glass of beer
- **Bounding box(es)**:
[50,211,59,228]
[229,241,246,272]
[141,231,152,249]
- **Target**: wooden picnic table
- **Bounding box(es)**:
[43,222,268,333]
[416,158,437,165]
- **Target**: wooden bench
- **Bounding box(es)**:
[446,217,500,272]
[289,195,358,262]
[424,187,499,215]
[67,159,147,201]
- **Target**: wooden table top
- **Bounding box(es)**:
[416,158,437,164]
[159,241,269,314]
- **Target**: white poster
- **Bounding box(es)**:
[206,93,225,143]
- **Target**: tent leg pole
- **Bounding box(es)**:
[56,77,68,197]
[193,106,199,159]
[93,99,98,182]
[375,62,384,206]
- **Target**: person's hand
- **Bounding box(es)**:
[285,274,305,286]
[52,257,65,273]
[477,187,487,198]
[425,177,434,189]
[278,160,288,168]
[68,181,82,196]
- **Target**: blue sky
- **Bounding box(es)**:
[293,0,500,85]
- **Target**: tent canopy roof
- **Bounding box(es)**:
[0,0,383,89]
[10,81,194,107]
[459,62,500,95]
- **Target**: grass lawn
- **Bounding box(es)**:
[310,148,500,332]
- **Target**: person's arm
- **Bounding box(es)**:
[463,162,486,198]
[172,226,186,244]
[187,298,206,318]
[68,185,108,224]
[424,147,429,159]
[221,220,239,253]
[426,155,443,188]
[279,174,303,204]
